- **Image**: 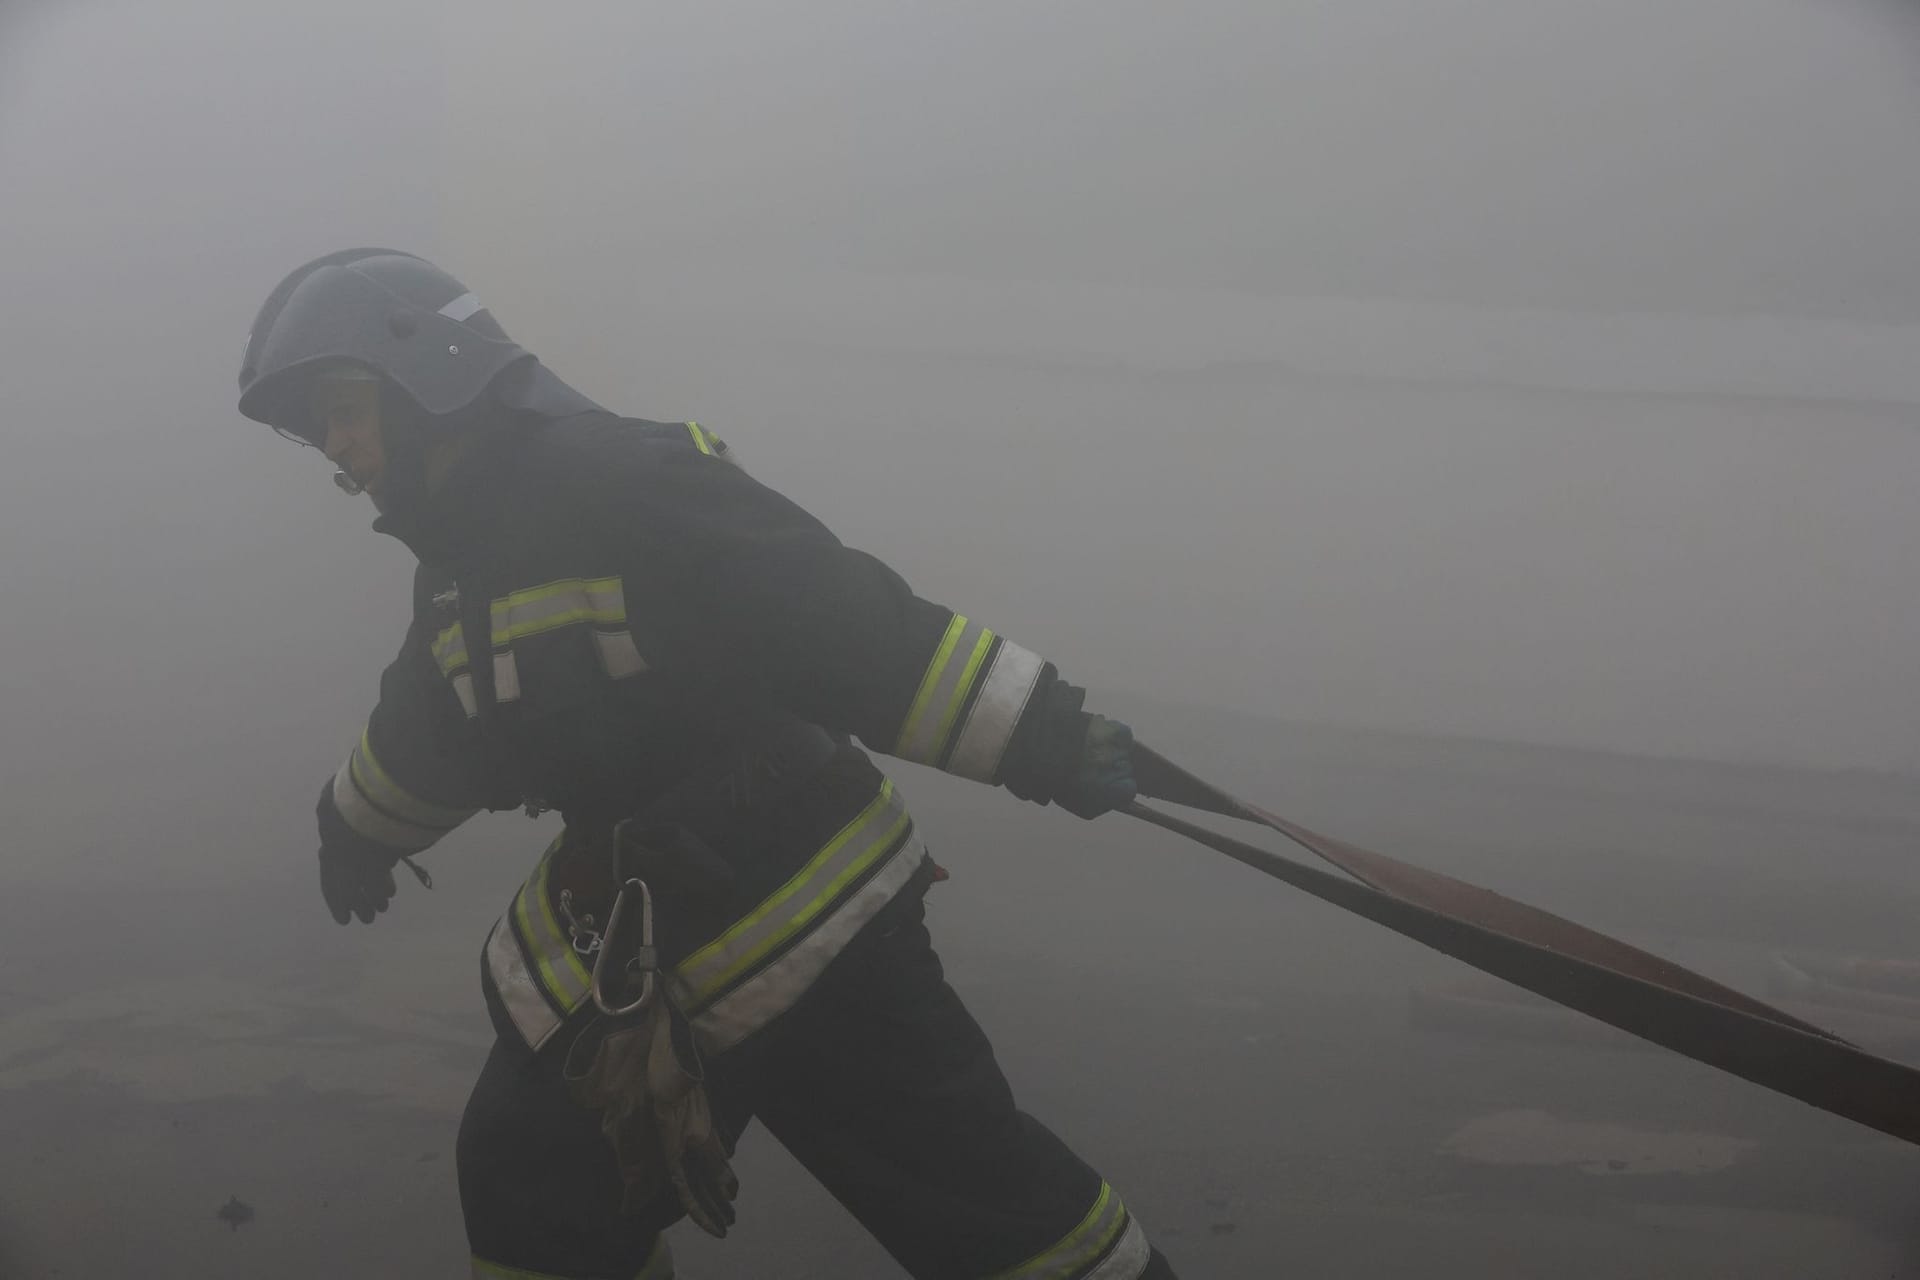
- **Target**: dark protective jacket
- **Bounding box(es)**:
[317,413,1063,1053]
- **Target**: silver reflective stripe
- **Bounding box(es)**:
[432,623,469,675]
[510,850,593,1014]
[450,672,478,718]
[439,292,484,322]
[945,639,1045,783]
[1084,1218,1151,1280]
[469,1256,566,1279]
[688,823,925,1054]
[675,784,911,1005]
[895,616,995,767]
[594,628,649,679]
[988,1182,1149,1280]
[585,579,624,614]
[488,577,626,645]
[492,650,521,703]
[348,731,476,831]
[331,760,439,851]
[443,580,642,709]
[484,915,564,1050]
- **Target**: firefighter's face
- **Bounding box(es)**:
[308,376,387,497]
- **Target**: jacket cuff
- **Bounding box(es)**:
[892,616,1047,783]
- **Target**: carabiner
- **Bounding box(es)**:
[590,876,657,1017]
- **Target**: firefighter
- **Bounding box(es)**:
[238,249,1175,1280]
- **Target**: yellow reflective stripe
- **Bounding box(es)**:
[349,729,474,830]
[946,639,1046,783]
[686,422,742,468]
[987,1182,1138,1280]
[471,1257,569,1279]
[902,617,967,743]
[895,616,999,767]
[677,782,907,1006]
[635,1235,674,1280]
[510,839,592,1011]
[895,616,968,762]
[688,820,924,1054]
[436,580,632,671]
[536,837,594,1001]
[930,626,994,763]
[483,914,564,1050]
[330,759,440,852]
[432,621,468,674]
[1082,1218,1150,1280]
[487,576,626,646]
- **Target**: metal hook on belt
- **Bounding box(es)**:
[590,875,657,1017]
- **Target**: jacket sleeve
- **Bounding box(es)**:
[556,418,1061,787]
[316,619,491,860]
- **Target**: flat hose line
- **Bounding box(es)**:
[1129,743,1920,1147]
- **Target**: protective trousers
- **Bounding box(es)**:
[458,892,1177,1280]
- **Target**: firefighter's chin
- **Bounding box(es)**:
[334,469,391,511]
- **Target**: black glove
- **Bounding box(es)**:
[1001,679,1138,819]
[318,844,399,925]
[1067,713,1137,819]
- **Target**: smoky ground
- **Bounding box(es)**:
[6,703,1920,1279]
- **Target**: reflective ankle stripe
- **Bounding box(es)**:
[984,1182,1153,1280]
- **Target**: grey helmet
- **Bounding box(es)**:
[237,249,530,439]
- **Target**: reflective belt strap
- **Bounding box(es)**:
[686,819,924,1055]
[484,836,589,1051]
[485,912,564,1051]
[512,844,594,1013]
[674,781,911,1005]
[484,781,926,1055]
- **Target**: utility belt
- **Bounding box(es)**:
[545,717,843,983]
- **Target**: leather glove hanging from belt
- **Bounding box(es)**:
[562,837,739,1238]
[565,996,739,1237]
